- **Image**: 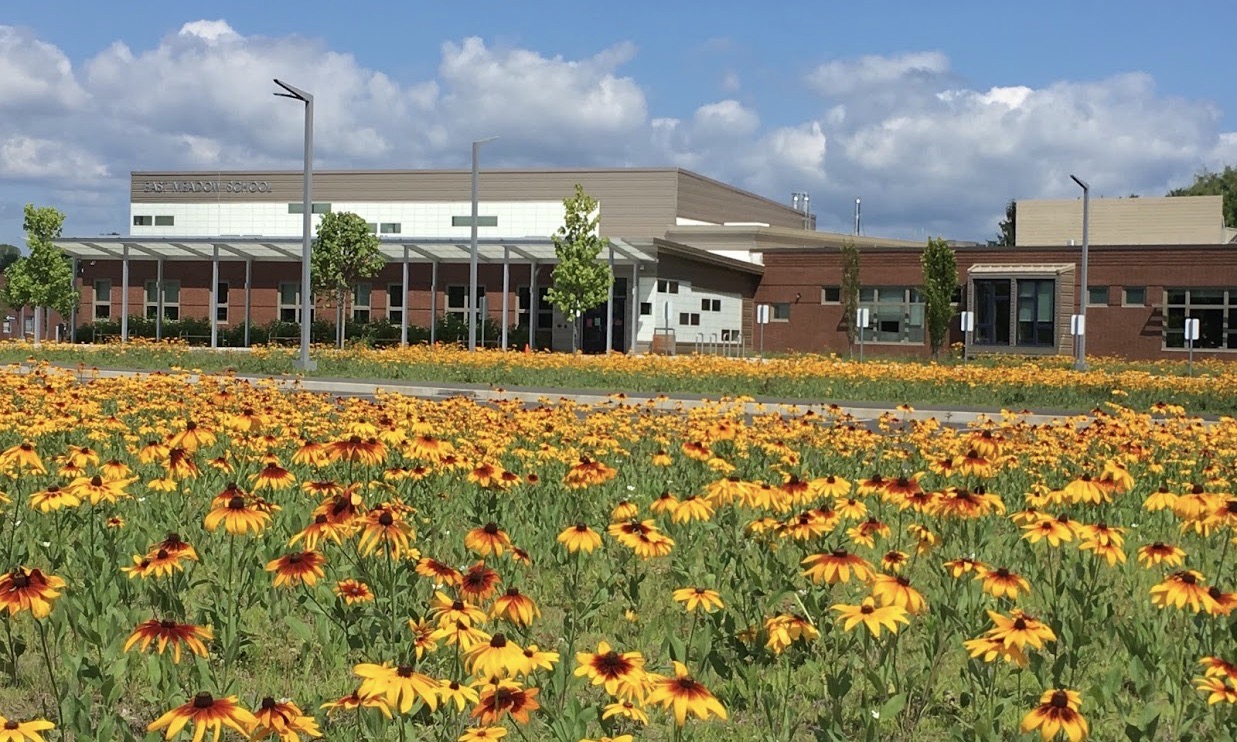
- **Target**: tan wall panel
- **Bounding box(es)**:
[674,171,812,229]
[1017,196,1224,246]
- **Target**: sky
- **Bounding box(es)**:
[1,0,1235,246]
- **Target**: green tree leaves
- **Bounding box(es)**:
[311,211,385,347]
[2,205,78,317]
[546,184,614,352]
[1167,165,1237,229]
[840,239,861,353]
[920,237,957,358]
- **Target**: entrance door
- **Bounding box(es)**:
[581,277,628,354]
[974,279,1011,345]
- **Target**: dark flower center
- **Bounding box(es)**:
[288,553,304,564]
[574,523,588,532]
[1013,618,1027,630]
[506,587,520,597]
[491,634,508,648]
[483,523,499,535]
[156,550,169,560]
[228,496,246,510]
[1180,573,1198,585]
[315,514,328,524]
[11,573,30,588]
[349,435,362,444]
[378,512,394,526]
[193,692,214,708]
[261,697,276,710]
[597,652,627,672]
[3,721,16,729]
[676,677,701,691]
[995,568,1010,577]
[452,601,465,611]
[860,605,874,615]
[896,577,910,587]
[396,665,414,677]
[1049,690,1069,709]
[831,549,848,558]
[19,443,32,451]
[1191,483,1206,494]
[1152,542,1166,550]
[1208,587,1222,599]
[161,620,177,629]
[90,475,103,486]
[167,532,182,542]
[495,688,514,705]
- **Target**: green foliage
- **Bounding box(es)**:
[993,199,1016,246]
[546,184,614,350]
[1,205,78,315]
[920,237,957,357]
[840,239,861,349]
[0,244,20,272]
[311,211,385,305]
[1167,164,1237,228]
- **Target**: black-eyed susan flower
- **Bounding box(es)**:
[430,619,491,652]
[976,566,1031,599]
[353,662,439,714]
[466,633,529,678]
[28,485,81,512]
[800,550,874,585]
[491,588,539,627]
[437,680,480,712]
[0,567,65,618]
[458,728,507,741]
[471,680,540,725]
[320,690,391,718]
[610,500,639,521]
[459,563,502,602]
[984,610,1056,650]
[0,442,46,474]
[204,495,271,535]
[574,641,645,696]
[251,461,295,491]
[326,435,387,466]
[644,661,727,726]
[465,523,512,557]
[831,597,909,638]
[1150,571,1219,613]
[357,506,414,559]
[0,715,55,740]
[557,524,602,554]
[334,579,373,605]
[123,619,212,664]
[671,495,714,524]
[1194,675,1237,705]
[963,634,1028,667]
[518,645,559,674]
[672,587,723,613]
[147,692,256,741]
[250,697,322,741]
[602,699,650,726]
[416,558,463,587]
[764,614,819,654]
[430,592,488,628]
[1136,542,1186,568]
[265,551,327,588]
[943,558,987,578]
[650,491,679,515]
[1019,689,1088,741]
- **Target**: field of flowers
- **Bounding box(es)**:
[0,365,1233,740]
[7,340,1237,415]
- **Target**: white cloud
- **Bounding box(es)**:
[0,24,1233,244]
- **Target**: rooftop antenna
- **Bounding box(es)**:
[854,197,862,236]
[790,191,811,230]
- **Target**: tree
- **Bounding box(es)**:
[1168,165,1237,228]
[546,184,614,352]
[992,199,1016,246]
[920,237,957,358]
[2,205,78,345]
[839,239,861,355]
[0,244,20,271]
[310,211,385,348]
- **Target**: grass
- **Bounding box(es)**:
[3,340,1237,415]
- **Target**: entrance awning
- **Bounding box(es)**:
[53,236,657,265]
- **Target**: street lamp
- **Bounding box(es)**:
[274,78,316,372]
[1069,174,1090,372]
[468,137,498,351]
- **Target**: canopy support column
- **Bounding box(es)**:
[501,246,510,351]
[155,258,165,341]
[429,260,438,345]
[210,244,219,349]
[69,258,78,344]
[121,245,130,343]
[244,259,252,347]
[401,245,409,347]
[605,244,615,354]
[529,261,539,351]
[630,262,639,353]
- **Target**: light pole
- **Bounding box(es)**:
[1069,174,1089,371]
[467,137,499,351]
[274,78,316,372]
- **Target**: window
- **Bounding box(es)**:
[1016,280,1055,346]
[288,203,332,214]
[857,287,924,342]
[772,303,791,321]
[352,283,372,323]
[132,215,153,226]
[387,284,404,324]
[451,215,499,227]
[517,286,553,331]
[144,280,180,321]
[974,280,1012,345]
[1164,288,1237,350]
[1123,287,1146,306]
[93,279,111,319]
[154,215,174,226]
[1087,286,1110,306]
[639,302,652,316]
[279,282,303,322]
[656,279,680,294]
[679,313,701,326]
[700,298,721,312]
[821,286,841,304]
[379,223,401,234]
[447,285,486,320]
[721,329,742,342]
[215,281,228,323]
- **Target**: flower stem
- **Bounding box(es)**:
[36,619,61,722]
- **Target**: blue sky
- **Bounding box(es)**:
[1,0,1235,244]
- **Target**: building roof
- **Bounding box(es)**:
[54,236,657,265]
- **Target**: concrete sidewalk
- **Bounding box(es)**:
[22,364,1111,428]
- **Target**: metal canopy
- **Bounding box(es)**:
[54,236,656,265]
